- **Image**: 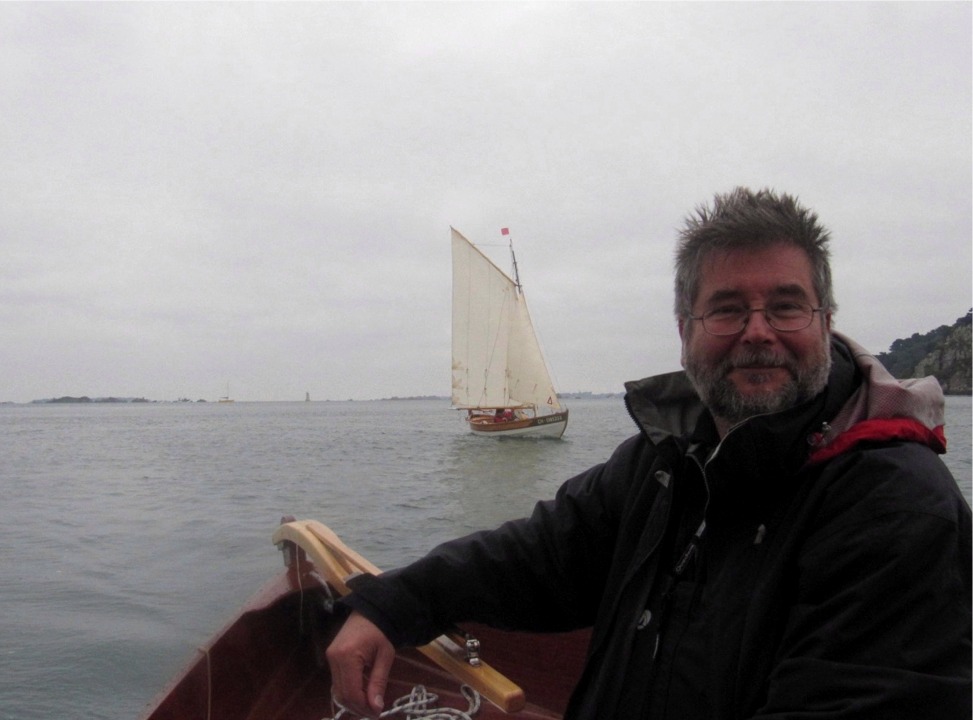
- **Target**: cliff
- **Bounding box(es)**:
[875,310,972,395]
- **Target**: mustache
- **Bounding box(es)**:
[723,348,793,371]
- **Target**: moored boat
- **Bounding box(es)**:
[140,519,588,720]
[218,382,234,403]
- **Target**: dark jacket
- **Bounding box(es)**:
[345,334,972,718]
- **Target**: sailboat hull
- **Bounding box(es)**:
[467,410,569,438]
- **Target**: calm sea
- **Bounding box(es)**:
[1,396,970,720]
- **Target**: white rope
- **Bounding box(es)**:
[325,684,481,720]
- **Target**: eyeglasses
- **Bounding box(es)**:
[689,302,826,336]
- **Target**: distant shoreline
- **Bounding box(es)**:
[11,388,968,407]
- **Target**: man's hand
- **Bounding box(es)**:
[326,611,396,717]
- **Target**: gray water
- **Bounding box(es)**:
[1,396,970,720]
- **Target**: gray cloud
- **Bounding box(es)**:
[1,2,969,402]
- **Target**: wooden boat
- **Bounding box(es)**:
[140,518,589,720]
[451,228,569,438]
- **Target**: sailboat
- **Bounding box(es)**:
[451,227,569,438]
[218,383,234,403]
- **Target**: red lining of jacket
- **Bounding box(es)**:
[808,418,947,465]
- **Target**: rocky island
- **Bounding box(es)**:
[876,310,972,395]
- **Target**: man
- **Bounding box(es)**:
[327,188,971,718]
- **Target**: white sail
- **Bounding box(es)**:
[451,228,562,413]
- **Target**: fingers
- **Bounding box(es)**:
[326,611,395,717]
[366,640,396,714]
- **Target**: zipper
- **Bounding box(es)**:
[673,518,707,575]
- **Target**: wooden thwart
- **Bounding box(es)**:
[272,519,527,714]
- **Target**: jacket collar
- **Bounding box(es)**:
[623,332,947,465]
[624,335,858,456]
[811,332,946,451]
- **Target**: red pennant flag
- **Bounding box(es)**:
[501,227,510,235]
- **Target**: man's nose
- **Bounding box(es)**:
[740,309,777,342]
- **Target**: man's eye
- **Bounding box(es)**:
[770,302,805,317]
[708,305,744,318]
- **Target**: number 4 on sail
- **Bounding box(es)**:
[451,227,569,438]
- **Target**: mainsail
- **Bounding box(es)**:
[451,227,562,414]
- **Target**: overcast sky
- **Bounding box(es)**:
[2,2,969,403]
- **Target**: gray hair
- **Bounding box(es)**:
[673,187,836,318]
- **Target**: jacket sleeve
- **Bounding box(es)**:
[755,445,972,718]
[342,434,650,647]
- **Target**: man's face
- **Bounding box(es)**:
[678,243,833,432]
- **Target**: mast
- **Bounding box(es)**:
[508,236,522,294]
[502,227,522,295]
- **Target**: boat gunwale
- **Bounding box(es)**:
[141,529,589,720]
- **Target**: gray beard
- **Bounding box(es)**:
[684,344,832,427]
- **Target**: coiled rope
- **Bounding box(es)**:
[326,684,481,720]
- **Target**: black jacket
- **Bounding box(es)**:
[346,335,972,718]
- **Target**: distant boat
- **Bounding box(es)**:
[218,383,234,403]
[451,227,568,438]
